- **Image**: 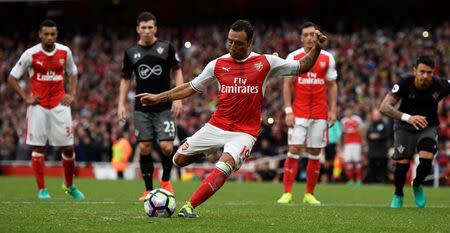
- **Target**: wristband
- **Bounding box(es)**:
[284,107,293,114]
[401,113,411,122]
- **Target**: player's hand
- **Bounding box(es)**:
[25,96,41,105]
[171,100,182,118]
[314,30,327,49]
[118,104,127,122]
[408,115,428,130]
[60,94,74,106]
[328,111,336,128]
[285,113,294,128]
[136,93,159,106]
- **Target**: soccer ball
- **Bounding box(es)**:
[143,188,176,217]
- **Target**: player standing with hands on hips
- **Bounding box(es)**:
[8,19,84,200]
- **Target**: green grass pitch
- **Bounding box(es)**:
[0,177,449,233]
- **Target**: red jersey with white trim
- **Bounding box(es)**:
[341,115,363,144]
[190,52,300,137]
[287,48,337,119]
[10,43,78,109]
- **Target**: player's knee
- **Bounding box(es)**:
[172,153,189,167]
[160,144,173,156]
[417,138,437,154]
[215,161,233,176]
[288,145,302,155]
[32,146,45,154]
[287,152,301,160]
[62,146,74,157]
[139,142,152,155]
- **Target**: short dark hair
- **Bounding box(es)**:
[415,55,435,68]
[230,19,254,42]
[300,21,319,33]
[39,19,57,30]
[137,11,157,26]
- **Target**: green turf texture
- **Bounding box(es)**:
[0,177,449,233]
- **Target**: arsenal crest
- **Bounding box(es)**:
[319,61,326,68]
[254,61,263,71]
[59,59,65,65]
[181,142,189,150]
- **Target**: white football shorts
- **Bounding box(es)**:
[177,123,256,170]
[287,118,327,148]
[342,143,362,162]
[26,104,73,146]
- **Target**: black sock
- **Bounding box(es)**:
[413,158,432,187]
[394,163,410,196]
[140,155,154,191]
[161,153,173,182]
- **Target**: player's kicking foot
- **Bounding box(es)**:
[178,202,199,218]
[62,184,85,200]
[303,193,321,206]
[161,180,174,195]
[277,192,292,204]
[38,188,51,200]
[413,185,426,208]
[390,194,403,208]
[139,190,152,202]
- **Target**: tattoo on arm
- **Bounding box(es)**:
[161,94,170,103]
[380,94,402,120]
[298,45,321,74]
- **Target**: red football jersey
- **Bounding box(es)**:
[190,52,300,137]
[10,43,78,109]
[341,115,363,144]
[287,48,337,119]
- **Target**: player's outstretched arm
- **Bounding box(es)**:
[298,30,327,74]
[137,83,197,106]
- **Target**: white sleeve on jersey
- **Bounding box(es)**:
[65,48,78,76]
[265,54,300,78]
[326,54,337,81]
[189,59,217,92]
[9,50,32,79]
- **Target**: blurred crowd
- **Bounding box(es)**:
[0,20,449,184]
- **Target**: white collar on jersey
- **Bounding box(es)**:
[226,52,259,63]
[39,43,58,56]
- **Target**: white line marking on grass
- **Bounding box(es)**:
[219,201,450,208]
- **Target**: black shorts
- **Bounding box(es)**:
[392,126,438,160]
[134,109,176,142]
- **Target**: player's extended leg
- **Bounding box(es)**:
[277,148,301,204]
[412,139,436,208]
[159,140,175,194]
[303,148,321,205]
[61,146,84,200]
[31,146,50,200]
[178,153,234,218]
[139,141,155,201]
[391,160,410,208]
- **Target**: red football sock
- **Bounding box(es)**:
[305,158,321,194]
[282,156,299,193]
[355,163,363,181]
[62,155,75,187]
[31,152,46,190]
[345,162,354,181]
[190,168,228,208]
